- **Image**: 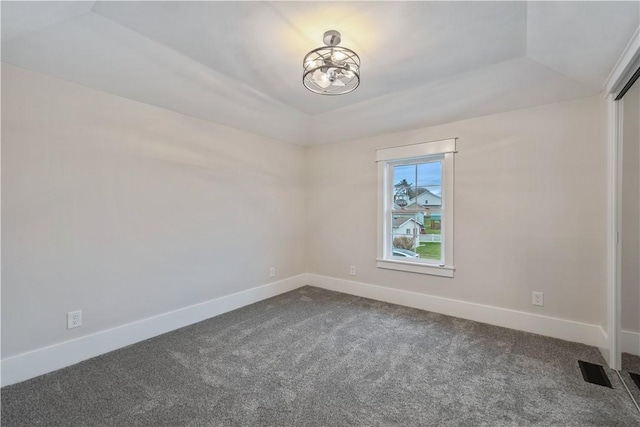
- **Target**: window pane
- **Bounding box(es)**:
[415,161,442,208]
[417,211,442,262]
[415,161,442,262]
[416,162,442,187]
[391,213,421,258]
[392,164,416,209]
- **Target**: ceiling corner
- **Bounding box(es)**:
[1,1,95,42]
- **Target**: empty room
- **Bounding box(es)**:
[2,1,640,425]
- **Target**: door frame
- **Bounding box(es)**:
[603,27,640,370]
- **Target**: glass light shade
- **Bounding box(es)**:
[303,46,360,95]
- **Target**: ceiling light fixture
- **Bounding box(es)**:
[303,30,360,95]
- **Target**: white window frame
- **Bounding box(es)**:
[376,138,456,277]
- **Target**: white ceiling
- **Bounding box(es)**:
[2,1,639,145]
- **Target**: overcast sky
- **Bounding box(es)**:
[393,161,442,195]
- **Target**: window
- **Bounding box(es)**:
[376,138,456,277]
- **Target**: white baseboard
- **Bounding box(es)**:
[307,274,606,349]
[622,329,640,356]
[3,273,613,387]
[1,274,308,387]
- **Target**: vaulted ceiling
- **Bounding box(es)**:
[2,1,639,145]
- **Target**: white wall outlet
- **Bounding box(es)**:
[349,265,356,276]
[269,267,276,278]
[67,310,82,329]
[532,292,544,307]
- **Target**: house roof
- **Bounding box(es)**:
[410,189,441,201]
[405,203,429,211]
[392,217,421,228]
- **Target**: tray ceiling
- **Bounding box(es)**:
[2,1,638,145]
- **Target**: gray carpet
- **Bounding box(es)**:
[621,352,640,403]
[2,286,639,426]
[622,352,640,373]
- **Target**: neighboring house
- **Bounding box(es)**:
[402,202,442,232]
[392,217,422,249]
[409,189,441,209]
[404,203,426,226]
[407,190,442,232]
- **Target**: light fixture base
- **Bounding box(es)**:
[323,30,341,46]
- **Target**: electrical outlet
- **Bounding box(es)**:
[349,265,356,276]
[269,267,276,278]
[67,310,82,329]
[532,292,544,307]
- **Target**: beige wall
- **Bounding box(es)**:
[1,64,307,358]
[308,96,607,325]
[1,62,613,360]
[621,82,640,334]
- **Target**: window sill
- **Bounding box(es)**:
[376,259,455,277]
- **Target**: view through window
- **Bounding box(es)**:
[391,159,443,263]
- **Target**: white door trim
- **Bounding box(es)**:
[604,26,640,96]
[604,94,622,370]
[603,26,640,370]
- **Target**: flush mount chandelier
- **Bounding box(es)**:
[303,30,360,95]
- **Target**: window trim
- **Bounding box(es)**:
[376,139,456,277]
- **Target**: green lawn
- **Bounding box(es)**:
[416,242,441,260]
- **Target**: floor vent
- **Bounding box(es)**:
[578,360,612,388]
[630,372,640,391]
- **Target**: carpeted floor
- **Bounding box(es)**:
[622,352,640,404]
[2,286,639,426]
[622,352,640,373]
